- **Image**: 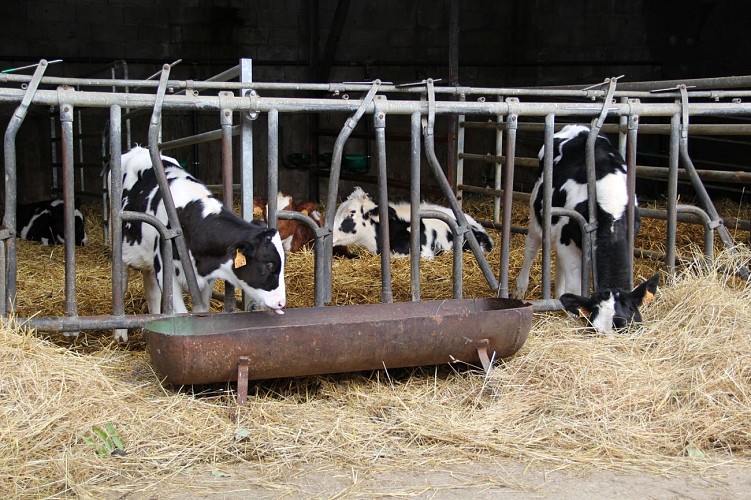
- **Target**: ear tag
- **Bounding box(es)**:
[301,209,309,215]
[234,249,247,268]
[642,290,655,306]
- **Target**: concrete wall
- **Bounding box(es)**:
[1,0,749,204]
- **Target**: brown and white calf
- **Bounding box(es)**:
[112,146,286,340]
[514,124,658,332]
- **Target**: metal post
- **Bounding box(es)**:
[374,98,392,303]
[109,105,125,323]
[2,59,48,314]
[541,114,555,299]
[59,101,78,336]
[147,64,202,308]
[666,112,680,276]
[220,91,236,312]
[410,111,422,301]
[240,58,254,222]
[494,95,505,224]
[498,99,518,298]
[267,109,279,230]
[625,102,640,289]
[455,93,465,209]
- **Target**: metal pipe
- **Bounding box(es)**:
[373,100,392,303]
[420,209,463,299]
[493,95,505,224]
[497,99,519,298]
[160,125,241,151]
[109,105,124,322]
[220,92,236,312]
[421,80,498,292]
[409,112,422,301]
[2,59,48,314]
[461,120,751,137]
[267,109,279,230]
[541,114,555,299]
[666,113,680,276]
[626,104,639,289]
[59,102,78,335]
[323,80,382,303]
[147,64,202,309]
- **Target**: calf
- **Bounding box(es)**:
[113,146,286,340]
[16,199,87,246]
[332,186,493,259]
[514,124,658,332]
[269,192,323,252]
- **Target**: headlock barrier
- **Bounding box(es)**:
[1,58,750,336]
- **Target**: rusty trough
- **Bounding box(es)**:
[145,298,533,404]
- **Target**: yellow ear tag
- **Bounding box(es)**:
[301,209,309,215]
[642,290,655,306]
[234,249,247,268]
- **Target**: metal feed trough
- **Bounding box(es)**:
[1,59,750,397]
[145,298,532,403]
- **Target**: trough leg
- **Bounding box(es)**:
[476,339,494,375]
[236,356,250,405]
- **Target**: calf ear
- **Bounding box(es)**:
[559,293,593,318]
[630,273,660,307]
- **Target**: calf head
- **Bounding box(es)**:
[332,187,379,252]
[48,200,88,246]
[559,273,659,332]
[230,228,287,312]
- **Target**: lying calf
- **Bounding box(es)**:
[17,199,87,246]
[333,186,493,258]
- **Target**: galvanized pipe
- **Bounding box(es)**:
[454,94,466,209]
[666,113,681,276]
[373,100,392,303]
[267,109,279,229]
[493,95,505,224]
[420,209,463,299]
[461,120,751,137]
[220,92,236,312]
[24,313,166,332]
[541,114,555,300]
[276,210,326,307]
[109,105,125,322]
[409,112,422,301]
[625,104,639,289]
[423,80,498,292]
[2,59,47,314]
[497,100,518,298]
[147,64,202,309]
[323,80,381,303]
[7,86,751,118]
[59,102,78,335]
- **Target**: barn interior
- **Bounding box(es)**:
[1,1,751,496]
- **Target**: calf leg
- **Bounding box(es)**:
[555,242,582,297]
[514,217,542,299]
[142,269,162,314]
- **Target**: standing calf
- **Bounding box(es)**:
[514,124,658,332]
[112,147,286,340]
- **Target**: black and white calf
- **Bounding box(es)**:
[513,124,658,332]
[113,146,286,340]
[332,186,494,259]
[17,199,87,246]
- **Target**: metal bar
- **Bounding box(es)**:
[461,120,751,137]
[373,99,392,303]
[323,80,382,303]
[666,112,680,276]
[159,125,241,151]
[423,80,498,292]
[8,86,751,117]
[497,99,518,298]
[678,86,749,280]
[59,100,78,335]
[541,114,555,300]
[109,105,125,324]
[240,58,254,220]
[147,64,203,309]
[445,0,459,193]
[267,109,279,231]
[493,95,505,224]
[21,313,167,332]
[639,206,714,263]
[2,59,48,314]
[420,209,463,299]
[626,103,639,289]
[220,91,236,312]
[410,112,422,301]
[455,94,466,209]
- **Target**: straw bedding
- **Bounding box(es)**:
[2,197,750,496]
